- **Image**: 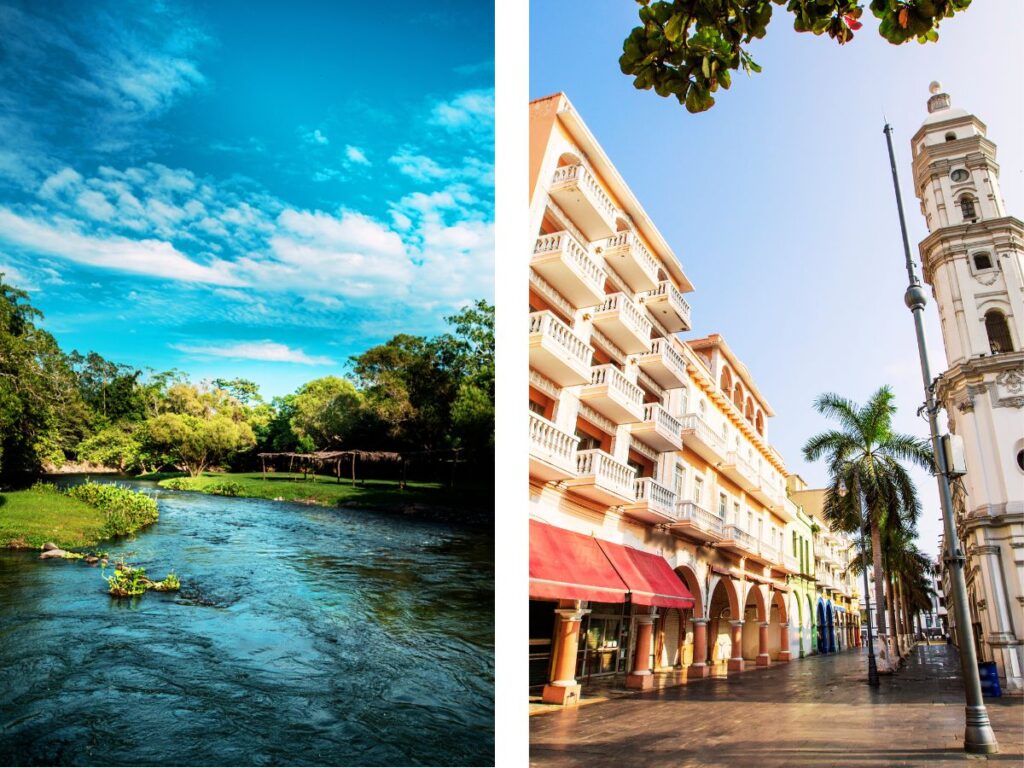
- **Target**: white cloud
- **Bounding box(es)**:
[171,340,334,365]
[0,207,241,286]
[76,190,117,221]
[39,167,83,200]
[429,89,495,131]
[302,128,329,146]
[345,145,370,166]
[388,148,448,182]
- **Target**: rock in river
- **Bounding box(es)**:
[42,542,60,551]
[39,548,69,559]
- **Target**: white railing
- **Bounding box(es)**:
[528,411,579,472]
[589,364,644,411]
[724,451,758,484]
[643,403,682,441]
[645,280,692,320]
[551,164,618,223]
[634,477,678,518]
[759,470,786,505]
[533,231,606,291]
[528,311,592,369]
[596,292,653,341]
[576,449,636,500]
[604,231,659,280]
[676,501,724,536]
[782,553,800,572]
[679,413,725,455]
[758,542,780,565]
[647,338,686,377]
[723,524,758,552]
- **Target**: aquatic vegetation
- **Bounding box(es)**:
[105,564,181,597]
[66,482,159,538]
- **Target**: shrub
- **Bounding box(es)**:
[66,482,159,538]
[206,481,242,497]
[161,478,193,491]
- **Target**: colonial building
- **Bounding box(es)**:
[911,83,1024,693]
[528,93,858,706]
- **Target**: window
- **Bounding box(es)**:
[673,462,685,496]
[718,493,728,517]
[575,429,601,451]
[679,388,688,416]
[693,476,704,505]
[973,252,993,271]
[1017,450,1024,473]
[529,400,545,416]
[733,502,740,524]
[985,310,1014,353]
[945,131,956,141]
[960,196,977,220]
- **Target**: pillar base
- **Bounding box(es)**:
[727,657,745,672]
[626,672,655,690]
[541,683,582,706]
[777,651,792,662]
[756,653,771,667]
[687,663,710,679]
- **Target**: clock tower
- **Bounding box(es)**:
[912,82,1024,693]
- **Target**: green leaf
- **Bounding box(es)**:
[664,12,686,42]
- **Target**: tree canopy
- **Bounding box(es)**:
[620,0,972,112]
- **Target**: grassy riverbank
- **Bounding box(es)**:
[153,472,491,524]
[0,483,159,549]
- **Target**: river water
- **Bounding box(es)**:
[0,478,494,766]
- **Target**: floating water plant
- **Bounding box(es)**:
[105,563,181,597]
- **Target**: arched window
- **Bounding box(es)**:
[944,131,956,142]
[755,411,764,436]
[985,310,1013,354]
[960,196,977,221]
[720,367,733,394]
[733,383,743,408]
[744,397,754,421]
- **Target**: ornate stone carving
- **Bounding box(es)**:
[997,367,1024,394]
[974,269,1000,287]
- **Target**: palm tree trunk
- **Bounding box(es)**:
[887,574,900,659]
[870,521,889,666]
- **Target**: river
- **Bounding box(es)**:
[0,478,494,766]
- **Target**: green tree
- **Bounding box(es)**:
[77,424,145,473]
[803,386,932,670]
[146,413,255,477]
[619,0,972,113]
[289,376,363,450]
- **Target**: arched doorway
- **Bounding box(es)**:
[825,602,835,653]
[806,594,816,656]
[769,590,790,661]
[673,565,704,670]
[707,576,740,673]
[741,582,768,666]
[816,599,827,654]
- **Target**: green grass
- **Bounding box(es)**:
[0,487,109,549]
[156,471,489,511]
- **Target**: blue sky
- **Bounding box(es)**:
[0,0,494,397]
[532,2,1024,558]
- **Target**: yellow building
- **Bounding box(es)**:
[528,93,859,707]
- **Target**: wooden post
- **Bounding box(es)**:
[351,453,356,485]
[261,456,266,481]
[336,457,341,484]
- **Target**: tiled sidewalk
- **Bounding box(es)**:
[530,645,1023,767]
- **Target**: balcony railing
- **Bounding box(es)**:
[602,231,660,292]
[631,402,683,453]
[573,449,636,503]
[722,524,758,553]
[642,280,692,333]
[636,337,687,389]
[528,411,579,480]
[591,292,653,355]
[581,364,644,424]
[679,413,726,461]
[722,450,759,489]
[781,553,800,573]
[528,310,592,387]
[550,164,618,240]
[630,477,679,522]
[675,501,725,538]
[531,231,606,309]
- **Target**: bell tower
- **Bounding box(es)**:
[912,82,1024,693]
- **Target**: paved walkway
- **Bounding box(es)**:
[530,645,1023,767]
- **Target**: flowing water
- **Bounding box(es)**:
[0,478,494,766]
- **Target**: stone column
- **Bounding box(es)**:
[688,618,710,678]
[626,613,657,689]
[728,620,745,672]
[778,622,792,662]
[542,606,590,706]
[756,622,771,666]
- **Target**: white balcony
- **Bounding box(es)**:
[753,470,787,509]
[777,553,800,574]
[601,231,659,293]
[816,568,836,590]
[566,449,636,506]
[528,311,592,387]
[579,364,645,425]
[528,411,579,482]
[671,501,725,542]
[636,338,687,390]
[719,451,759,492]
[719,524,760,559]
[631,403,683,453]
[590,293,652,355]
[549,164,618,241]
[642,280,692,333]
[679,413,726,464]
[531,231,606,309]
[624,477,679,524]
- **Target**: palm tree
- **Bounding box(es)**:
[803,386,932,670]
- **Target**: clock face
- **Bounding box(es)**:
[951,169,969,182]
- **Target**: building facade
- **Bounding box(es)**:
[910,84,1024,693]
[528,93,859,706]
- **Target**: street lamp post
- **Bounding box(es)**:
[838,479,879,687]
[883,123,998,754]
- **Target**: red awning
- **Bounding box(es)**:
[529,519,629,603]
[596,540,696,610]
